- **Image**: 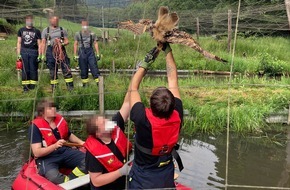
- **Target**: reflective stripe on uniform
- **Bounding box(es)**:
[65,78,73,83]
[30,80,37,84]
[56,117,64,128]
[22,80,30,85]
[82,78,89,83]
[94,78,99,83]
[95,153,114,159]
[50,80,58,85]
[71,167,86,177]
[114,127,120,144]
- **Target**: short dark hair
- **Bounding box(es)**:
[150,87,175,119]
[25,15,33,19]
[36,98,55,116]
[86,116,99,136]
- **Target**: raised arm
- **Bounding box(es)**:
[129,68,146,109]
[164,44,180,99]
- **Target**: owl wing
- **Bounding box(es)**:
[164,29,227,63]
[118,20,149,35]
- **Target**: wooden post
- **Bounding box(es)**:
[102,6,105,29]
[99,76,104,115]
[227,10,232,53]
[287,104,290,125]
[285,0,290,31]
[196,17,200,40]
[112,60,115,73]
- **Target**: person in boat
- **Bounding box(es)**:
[73,20,101,87]
[84,92,133,190]
[128,42,183,189]
[16,14,41,92]
[28,98,87,184]
[41,15,74,91]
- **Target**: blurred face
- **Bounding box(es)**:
[50,17,59,27]
[81,21,89,31]
[25,17,33,27]
[43,103,56,118]
[95,116,113,138]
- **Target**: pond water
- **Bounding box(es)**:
[1,127,290,190]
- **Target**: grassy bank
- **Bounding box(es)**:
[1,73,290,135]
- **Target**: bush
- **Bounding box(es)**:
[257,53,288,76]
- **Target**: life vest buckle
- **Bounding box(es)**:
[159,145,169,155]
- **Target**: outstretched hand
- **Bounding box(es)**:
[118,160,133,176]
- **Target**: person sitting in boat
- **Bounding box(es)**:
[28,98,87,184]
[128,42,183,189]
[84,92,132,190]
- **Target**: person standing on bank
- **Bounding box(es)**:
[16,15,41,92]
[128,43,183,189]
[41,16,74,91]
[73,20,100,87]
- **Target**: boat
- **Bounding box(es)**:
[12,158,192,190]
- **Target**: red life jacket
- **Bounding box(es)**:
[32,114,69,147]
[137,108,181,156]
[84,126,132,172]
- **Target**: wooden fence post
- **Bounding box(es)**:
[287,104,290,125]
[112,60,115,73]
[196,17,200,40]
[228,9,232,53]
[99,76,104,115]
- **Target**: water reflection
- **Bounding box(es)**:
[1,127,290,190]
[176,137,224,189]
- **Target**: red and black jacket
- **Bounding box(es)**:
[32,114,69,147]
[84,126,132,172]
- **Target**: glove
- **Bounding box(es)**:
[118,160,133,176]
[96,54,100,61]
[161,42,172,55]
[40,55,46,62]
[73,55,79,62]
[37,56,41,63]
[139,47,159,70]
[17,54,21,60]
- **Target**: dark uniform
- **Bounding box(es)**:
[74,31,100,86]
[17,27,41,91]
[41,27,74,90]
[129,98,183,189]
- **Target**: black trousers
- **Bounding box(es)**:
[36,147,86,184]
[20,48,38,90]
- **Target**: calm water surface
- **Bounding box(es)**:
[1,127,290,190]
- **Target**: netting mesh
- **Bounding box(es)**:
[1,0,290,189]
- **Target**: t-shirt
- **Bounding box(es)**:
[74,31,97,48]
[85,112,127,190]
[130,97,183,166]
[41,26,68,46]
[17,27,41,50]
